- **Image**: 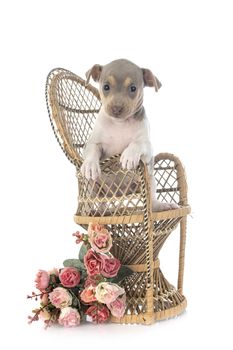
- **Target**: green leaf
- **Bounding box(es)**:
[79,243,88,262]
[63,259,85,270]
[111,265,134,284]
[49,273,60,287]
[71,293,81,309]
[79,270,88,285]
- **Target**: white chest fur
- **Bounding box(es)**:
[93,112,148,159]
[82,108,154,182]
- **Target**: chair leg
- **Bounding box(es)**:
[145,225,155,325]
[177,216,187,294]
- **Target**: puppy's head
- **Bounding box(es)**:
[86,59,161,120]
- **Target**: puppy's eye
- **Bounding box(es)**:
[103,84,110,91]
[130,85,137,92]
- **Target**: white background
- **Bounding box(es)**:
[1,0,233,349]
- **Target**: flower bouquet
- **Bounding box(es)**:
[27,223,133,327]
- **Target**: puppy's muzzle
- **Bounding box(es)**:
[111,105,124,117]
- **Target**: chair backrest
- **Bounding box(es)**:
[46,68,188,208]
[46,68,101,167]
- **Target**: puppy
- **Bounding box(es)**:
[81,59,178,211]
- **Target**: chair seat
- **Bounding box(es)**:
[74,205,191,225]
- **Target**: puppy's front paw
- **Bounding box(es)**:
[120,148,141,170]
[80,159,101,180]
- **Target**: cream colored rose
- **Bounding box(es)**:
[58,307,80,327]
[95,282,125,304]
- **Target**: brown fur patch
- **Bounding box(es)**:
[123,77,132,87]
[107,75,117,86]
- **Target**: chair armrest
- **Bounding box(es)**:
[154,153,188,206]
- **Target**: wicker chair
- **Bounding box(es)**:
[46,68,191,325]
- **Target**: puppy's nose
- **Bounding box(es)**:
[111,105,123,116]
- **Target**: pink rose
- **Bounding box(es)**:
[95,282,125,304]
[84,275,102,288]
[49,287,72,308]
[80,286,97,304]
[107,294,126,318]
[59,267,81,288]
[58,307,80,327]
[88,223,103,234]
[101,257,121,278]
[35,270,50,291]
[86,304,110,323]
[88,223,112,253]
[84,249,106,276]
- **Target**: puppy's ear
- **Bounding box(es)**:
[142,68,162,92]
[85,64,103,85]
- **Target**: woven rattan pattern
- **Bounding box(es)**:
[46,68,190,324]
